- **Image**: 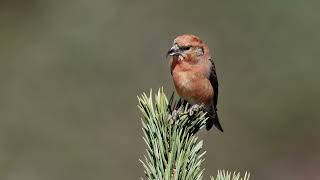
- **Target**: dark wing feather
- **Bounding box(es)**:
[206,57,223,132]
[209,57,219,111]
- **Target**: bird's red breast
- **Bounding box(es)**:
[171,56,213,106]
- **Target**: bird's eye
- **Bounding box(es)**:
[181,46,191,51]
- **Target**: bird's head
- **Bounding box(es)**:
[167,34,209,63]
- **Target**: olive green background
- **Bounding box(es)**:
[1,0,319,179]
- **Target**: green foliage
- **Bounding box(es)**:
[211,170,250,180]
[138,88,250,180]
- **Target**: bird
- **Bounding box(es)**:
[166,34,223,132]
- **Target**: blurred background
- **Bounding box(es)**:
[0,0,319,179]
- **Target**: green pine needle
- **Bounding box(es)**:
[211,170,250,180]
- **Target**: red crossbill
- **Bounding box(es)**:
[167,34,223,132]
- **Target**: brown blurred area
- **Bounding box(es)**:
[0,0,319,179]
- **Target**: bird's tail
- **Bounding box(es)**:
[206,110,224,132]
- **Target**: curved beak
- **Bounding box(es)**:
[166,44,181,58]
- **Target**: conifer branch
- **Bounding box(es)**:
[138,88,250,180]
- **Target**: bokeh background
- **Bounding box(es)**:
[1,0,319,179]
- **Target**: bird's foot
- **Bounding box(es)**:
[189,104,200,116]
[170,106,183,124]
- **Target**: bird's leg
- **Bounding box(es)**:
[170,98,186,123]
[170,106,183,124]
[189,104,200,116]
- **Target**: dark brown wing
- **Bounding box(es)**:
[206,57,223,132]
[209,58,219,111]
